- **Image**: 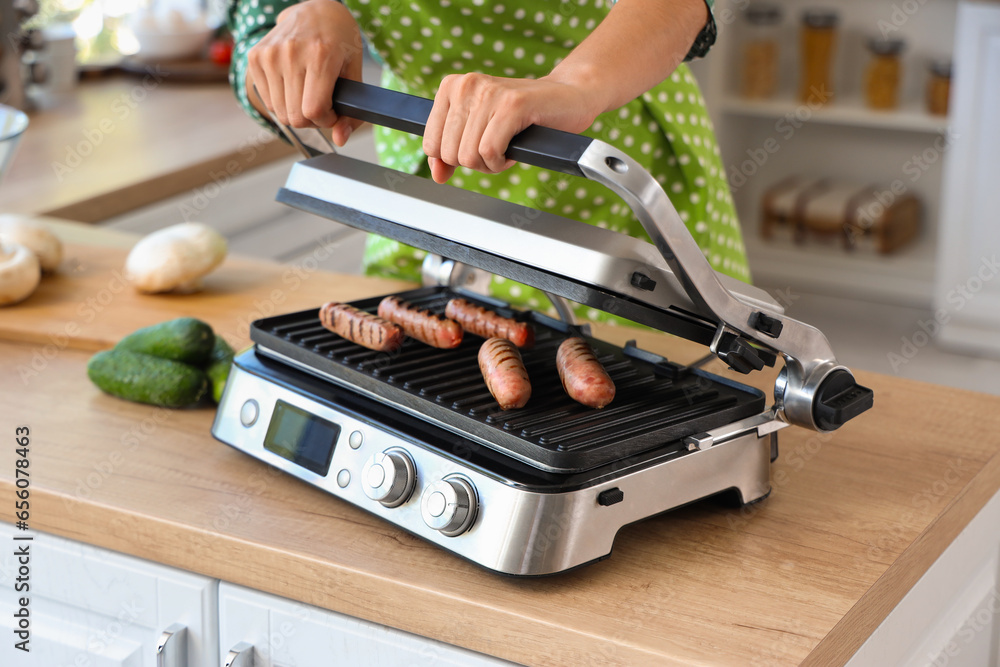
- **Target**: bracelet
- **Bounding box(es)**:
[684,5,717,61]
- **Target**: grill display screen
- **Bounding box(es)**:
[263,401,340,477]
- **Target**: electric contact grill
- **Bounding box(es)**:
[211,81,873,576]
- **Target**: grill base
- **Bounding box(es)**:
[212,348,775,576]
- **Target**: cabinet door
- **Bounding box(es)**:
[0,524,218,667]
[219,582,521,667]
[935,1,1000,355]
[846,486,1000,666]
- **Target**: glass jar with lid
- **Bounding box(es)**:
[799,9,839,105]
[740,4,783,100]
[927,59,951,116]
[865,37,905,110]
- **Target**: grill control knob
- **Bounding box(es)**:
[421,477,477,537]
[361,449,415,507]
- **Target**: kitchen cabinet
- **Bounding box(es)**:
[847,479,1000,666]
[218,583,516,666]
[933,0,1000,357]
[0,522,515,667]
[0,522,218,667]
[692,0,961,308]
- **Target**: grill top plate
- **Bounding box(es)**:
[276,152,784,344]
[250,287,765,473]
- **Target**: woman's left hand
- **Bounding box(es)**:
[422,74,605,184]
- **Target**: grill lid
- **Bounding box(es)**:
[270,81,874,432]
[274,81,783,341]
[278,154,781,347]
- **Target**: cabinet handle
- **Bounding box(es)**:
[224,642,255,667]
[156,624,187,667]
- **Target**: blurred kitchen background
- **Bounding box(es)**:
[3,0,999,395]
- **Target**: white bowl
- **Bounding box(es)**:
[0,106,29,187]
[132,25,215,62]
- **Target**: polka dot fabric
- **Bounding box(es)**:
[228,0,749,325]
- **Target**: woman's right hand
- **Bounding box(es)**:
[246,0,364,145]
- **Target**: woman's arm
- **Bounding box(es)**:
[549,0,709,114]
[424,0,709,183]
[230,0,709,169]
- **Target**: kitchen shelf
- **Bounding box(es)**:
[719,96,950,134]
[743,229,937,308]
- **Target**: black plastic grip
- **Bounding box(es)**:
[331,79,594,177]
[813,370,874,431]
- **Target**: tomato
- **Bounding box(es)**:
[209,39,233,66]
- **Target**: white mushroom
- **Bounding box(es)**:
[124,222,227,294]
[0,242,42,306]
[0,215,64,272]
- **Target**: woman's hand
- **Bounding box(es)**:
[246,0,363,146]
[423,74,606,184]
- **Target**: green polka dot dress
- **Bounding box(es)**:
[228,0,750,324]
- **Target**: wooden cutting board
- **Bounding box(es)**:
[0,243,413,352]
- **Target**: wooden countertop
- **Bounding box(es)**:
[3,223,1000,666]
[0,78,294,223]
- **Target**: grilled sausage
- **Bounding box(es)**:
[319,302,404,352]
[377,296,463,349]
[556,337,616,409]
[445,298,534,348]
[478,338,532,410]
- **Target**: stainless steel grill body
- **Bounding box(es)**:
[213,344,774,576]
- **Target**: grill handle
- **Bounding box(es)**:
[332,79,594,178]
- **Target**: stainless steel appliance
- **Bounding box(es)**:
[212,81,873,576]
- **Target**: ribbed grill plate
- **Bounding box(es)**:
[250,287,765,472]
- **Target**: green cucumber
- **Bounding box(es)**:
[115,317,214,366]
[206,335,235,404]
[87,349,209,407]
